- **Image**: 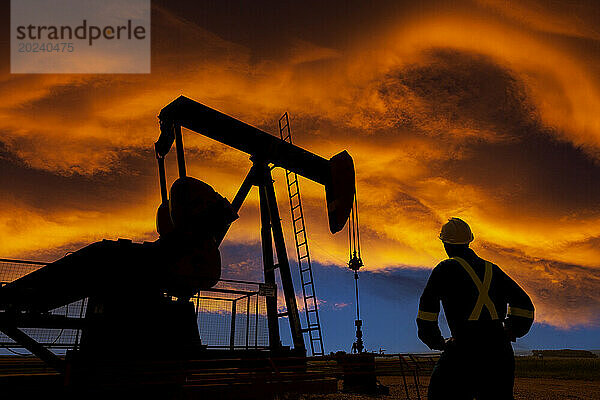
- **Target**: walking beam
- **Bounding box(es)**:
[157,96,355,234]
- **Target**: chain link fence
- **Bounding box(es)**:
[0,259,269,353]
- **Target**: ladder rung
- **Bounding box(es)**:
[280,111,323,357]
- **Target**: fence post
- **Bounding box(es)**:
[255,294,259,347]
[230,299,237,350]
[246,296,250,350]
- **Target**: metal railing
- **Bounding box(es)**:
[194,279,269,350]
[0,259,269,352]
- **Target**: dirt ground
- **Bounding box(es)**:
[301,376,600,399]
[513,377,600,400]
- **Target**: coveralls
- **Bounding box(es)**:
[417,248,534,399]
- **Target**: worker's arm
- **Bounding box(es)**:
[416,266,446,351]
[500,269,535,339]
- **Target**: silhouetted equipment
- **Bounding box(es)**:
[334,175,378,396]
[278,112,324,357]
[155,96,355,354]
[0,95,356,393]
[348,190,365,354]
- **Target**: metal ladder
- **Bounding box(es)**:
[278,112,325,356]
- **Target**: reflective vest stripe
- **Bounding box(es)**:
[417,310,438,321]
[451,257,499,320]
[508,306,534,319]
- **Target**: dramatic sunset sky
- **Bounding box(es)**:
[0,0,599,352]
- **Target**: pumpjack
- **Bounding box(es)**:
[0,96,355,389]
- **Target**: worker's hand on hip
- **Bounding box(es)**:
[443,337,456,351]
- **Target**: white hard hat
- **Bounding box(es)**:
[439,217,474,244]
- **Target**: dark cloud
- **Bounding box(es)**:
[0,141,156,213]
[14,79,144,123]
[19,83,99,122]
[361,180,440,223]
[380,49,600,217]
[151,0,435,56]
[380,49,538,139]
[440,129,600,217]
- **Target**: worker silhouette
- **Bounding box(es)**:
[417,218,534,400]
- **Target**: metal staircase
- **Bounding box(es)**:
[278,113,325,356]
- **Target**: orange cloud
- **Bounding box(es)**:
[0,2,599,330]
